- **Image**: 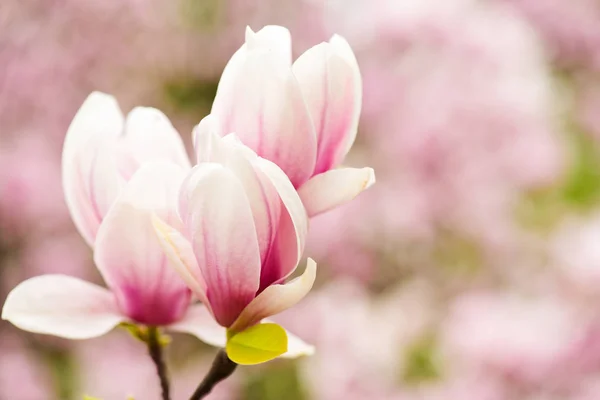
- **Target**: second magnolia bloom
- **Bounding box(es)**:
[211,25,375,217]
[153,116,317,336]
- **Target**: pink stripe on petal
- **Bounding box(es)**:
[94,162,191,326]
[254,157,308,286]
[212,36,317,188]
[293,35,362,175]
[179,164,261,328]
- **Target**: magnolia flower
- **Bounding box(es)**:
[1,162,199,336]
[1,95,207,341]
[211,25,375,217]
[62,91,190,246]
[152,116,316,359]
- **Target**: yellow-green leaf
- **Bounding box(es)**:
[226,323,288,365]
[83,396,102,400]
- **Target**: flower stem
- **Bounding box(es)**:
[189,349,237,400]
[147,326,171,400]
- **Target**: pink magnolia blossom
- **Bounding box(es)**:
[152,115,316,354]
[2,94,209,341]
[61,91,191,246]
[441,292,584,387]
[210,25,374,217]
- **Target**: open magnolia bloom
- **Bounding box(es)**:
[211,25,375,217]
[2,93,200,337]
[152,116,316,364]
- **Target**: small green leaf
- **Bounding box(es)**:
[226,323,288,365]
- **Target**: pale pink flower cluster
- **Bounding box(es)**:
[501,0,600,69]
[308,0,565,280]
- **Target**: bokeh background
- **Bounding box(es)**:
[3,0,600,399]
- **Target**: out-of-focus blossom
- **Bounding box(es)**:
[308,0,565,280]
[18,233,93,282]
[153,116,314,357]
[576,78,600,141]
[62,92,190,246]
[275,279,435,400]
[211,25,374,216]
[0,134,68,239]
[551,214,600,297]
[501,0,600,69]
[75,330,240,400]
[0,333,53,400]
[441,292,584,387]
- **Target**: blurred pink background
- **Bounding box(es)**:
[3,0,600,399]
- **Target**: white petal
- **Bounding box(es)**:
[121,107,191,173]
[245,25,292,63]
[281,327,315,358]
[62,92,124,245]
[230,259,317,333]
[298,167,375,217]
[168,304,226,348]
[151,214,210,309]
[2,275,124,339]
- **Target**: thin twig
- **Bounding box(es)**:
[189,349,238,400]
[147,326,171,400]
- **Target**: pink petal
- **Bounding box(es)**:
[120,107,191,176]
[179,164,261,328]
[298,167,375,217]
[94,162,191,326]
[168,304,226,348]
[255,157,309,287]
[62,92,124,246]
[229,258,317,333]
[1,275,124,339]
[292,35,362,175]
[211,28,317,188]
[193,120,284,286]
